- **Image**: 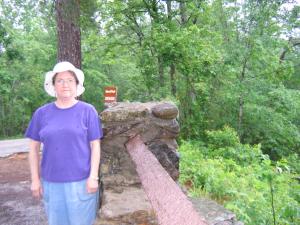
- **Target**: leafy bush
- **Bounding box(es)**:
[206,126,240,149]
[179,135,300,225]
[206,126,263,166]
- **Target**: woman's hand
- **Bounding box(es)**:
[88,139,100,193]
[86,177,99,193]
[31,179,43,199]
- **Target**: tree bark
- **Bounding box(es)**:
[55,0,81,68]
[170,58,176,96]
[158,56,164,86]
[144,0,164,86]
[219,1,230,43]
[167,0,176,96]
[152,1,164,86]
[166,0,172,20]
[0,98,6,136]
[238,58,248,138]
[179,1,187,24]
[279,38,300,62]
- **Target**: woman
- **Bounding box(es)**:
[25,61,103,225]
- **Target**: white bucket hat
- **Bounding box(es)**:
[44,61,85,97]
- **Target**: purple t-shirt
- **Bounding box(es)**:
[25,101,103,182]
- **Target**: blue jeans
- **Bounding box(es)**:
[42,179,99,225]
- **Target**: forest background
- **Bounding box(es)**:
[0,0,299,224]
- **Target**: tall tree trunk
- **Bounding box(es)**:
[55,0,81,68]
[238,58,248,138]
[179,1,187,24]
[219,1,230,43]
[145,0,164,87]
[170,59,176,96]
[158,56,164,86]
[238,95,244,137]
[166,0,172,20]
[0,98,6,136]
[167,0,176,96]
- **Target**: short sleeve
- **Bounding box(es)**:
[25,109,42,141]
[87,106,103,142]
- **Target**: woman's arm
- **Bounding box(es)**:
[28,139,42,199]
[87,139,101,193]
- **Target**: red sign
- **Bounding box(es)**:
[104,86,117,103]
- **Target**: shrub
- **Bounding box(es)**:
[179,139,300,225]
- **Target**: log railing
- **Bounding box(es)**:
[126,135,207,225]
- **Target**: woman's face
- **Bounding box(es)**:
[54,71,77,100]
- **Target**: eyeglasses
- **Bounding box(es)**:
[55,79,76,86]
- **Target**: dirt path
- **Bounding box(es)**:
[0,153,47,225]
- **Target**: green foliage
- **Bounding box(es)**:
[239,85,300,160]
[206,126,240,149]
[1,1,300,224]
[0,0,56,137]
[205,126,262,166]
[179,138,300,225]
[92,0,300,162]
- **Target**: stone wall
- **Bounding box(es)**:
[96,102,243,225]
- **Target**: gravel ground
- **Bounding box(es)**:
[0,153,47,225]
